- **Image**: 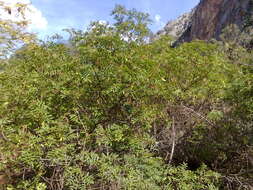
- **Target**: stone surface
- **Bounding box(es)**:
[159,0,253,43]
[156,9,195,39]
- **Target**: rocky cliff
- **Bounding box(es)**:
[159,0,253,43]
[156,9,195,39]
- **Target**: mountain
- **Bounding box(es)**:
[158,0,253,43]
[156,9,195,39]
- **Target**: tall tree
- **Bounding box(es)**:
[111,4,152,43]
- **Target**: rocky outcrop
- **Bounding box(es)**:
[159,0,253,43]
[156,9,195,39]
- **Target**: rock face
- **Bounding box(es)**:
[156,9,195,39]
[159,0,253,43]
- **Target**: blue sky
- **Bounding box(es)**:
[30,0,200,39]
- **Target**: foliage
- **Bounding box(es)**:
[0,36,223,189]
[0,4,252,190]
[111,4,152,43]
[0,0,35,59]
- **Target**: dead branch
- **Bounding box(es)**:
[169,116,176,164]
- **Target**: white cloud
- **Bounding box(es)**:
[154,14,165,28]
[155,14,161,22]
[98,20,107,25]
[0,0,48,30]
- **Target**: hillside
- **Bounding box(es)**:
[159,0,253,44]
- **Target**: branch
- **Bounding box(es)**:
[182,105,215,127]
[169,116,176,165]
[0,130,9,142]
[234,62,253,67]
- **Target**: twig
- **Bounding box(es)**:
[182,105,215,127]
[0,131,9,142]
[230,169,253,176]
[169,116,176,165]
[234,62,253,67]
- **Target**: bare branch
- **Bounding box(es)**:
[182,105,215,127]
[169,116,176,165]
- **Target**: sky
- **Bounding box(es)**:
[1,0,200,39]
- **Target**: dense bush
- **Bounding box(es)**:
[0,5,252,190]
